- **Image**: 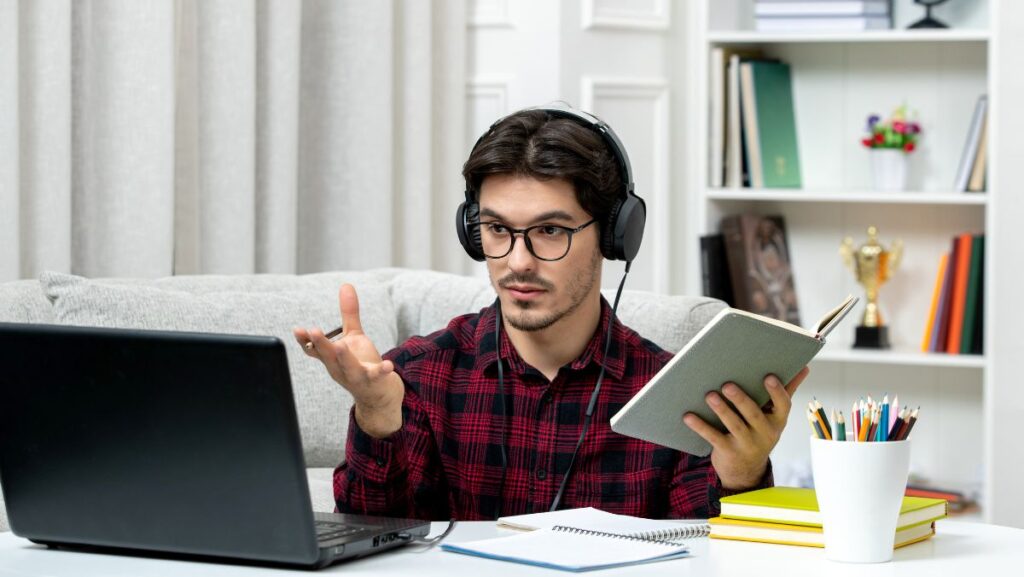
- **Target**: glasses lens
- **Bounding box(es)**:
[525,225,571,260]
[477,223,571,260]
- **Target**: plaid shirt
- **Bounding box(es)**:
[334,298,772,520]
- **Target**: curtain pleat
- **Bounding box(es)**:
[0,0,467,282]
[0,0,19,280]
[255,0,301,274]
[72,0,176,278]
[19,0,73,279]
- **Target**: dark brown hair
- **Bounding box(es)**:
[461,110,623,221]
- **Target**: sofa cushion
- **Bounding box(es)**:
[389,269,725,353]
[0,279,57,324]
[40,272,399,468]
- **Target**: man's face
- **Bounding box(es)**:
[477,174,603,333]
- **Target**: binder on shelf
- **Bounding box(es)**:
[960,235,985,354]
[946,234,974,354]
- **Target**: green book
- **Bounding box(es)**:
[741,60,801,188]
[720,487,948,530]
[960,235,984,354]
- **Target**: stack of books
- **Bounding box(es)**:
[921,233,985,355]
[708,49,800,189]
[709,486,946,548]
[755,1,892,32]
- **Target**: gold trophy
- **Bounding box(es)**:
[840,226,903,349]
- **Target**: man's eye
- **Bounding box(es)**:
[539,226,563,237]
[486,223,508,234]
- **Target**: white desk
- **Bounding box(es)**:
[0,520,1020,575]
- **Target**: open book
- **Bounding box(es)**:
[610,295,858,457]
[442,508,708,571]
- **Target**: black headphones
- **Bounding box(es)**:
[456,104,646,263]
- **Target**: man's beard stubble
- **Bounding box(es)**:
[499,250,603,332]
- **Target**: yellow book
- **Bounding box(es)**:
[709,517,936,549]
[719,487,947,529]
[921,252,948,352]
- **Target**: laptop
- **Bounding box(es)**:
[0,322,431,569]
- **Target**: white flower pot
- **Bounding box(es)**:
[870,149,908,192]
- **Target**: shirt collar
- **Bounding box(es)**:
[473,297,628,381]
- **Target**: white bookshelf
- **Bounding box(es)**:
[687,0,1007,523]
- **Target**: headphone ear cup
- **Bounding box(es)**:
[600,199,623,260]
[602,194,646,262]
[456,201,486,261]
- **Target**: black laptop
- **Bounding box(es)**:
[0,322,430,569]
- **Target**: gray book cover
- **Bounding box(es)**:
[610,296,856,457]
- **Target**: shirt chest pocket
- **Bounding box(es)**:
[568,468,667,516]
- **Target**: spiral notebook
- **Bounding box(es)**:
[442,508,709,571]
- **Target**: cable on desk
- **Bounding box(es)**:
[399,519,457,548]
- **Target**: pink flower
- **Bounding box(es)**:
[893,121,907,134]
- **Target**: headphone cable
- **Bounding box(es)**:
[549,260,631,512]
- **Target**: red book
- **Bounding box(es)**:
[933,237,959,352]
[946,233,974,354]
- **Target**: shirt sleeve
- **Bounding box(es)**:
[666,454,774,519]
[332,352,450,520]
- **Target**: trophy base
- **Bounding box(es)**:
[854,326,890,349]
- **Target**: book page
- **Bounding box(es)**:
[814,294,858,338]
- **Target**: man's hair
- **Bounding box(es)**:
[461,110,623,222]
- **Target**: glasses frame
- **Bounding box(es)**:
[472,219,598,261]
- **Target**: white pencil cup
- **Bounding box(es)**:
[809,438,911,563]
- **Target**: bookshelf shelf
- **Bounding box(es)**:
[706,189,988,206]
[814,347,986,369]
[707,30,990,45]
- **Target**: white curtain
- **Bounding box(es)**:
[0,0,468,281]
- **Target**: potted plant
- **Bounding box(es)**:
[861,106,921,192]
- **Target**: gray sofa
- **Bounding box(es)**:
[0,268,725,532]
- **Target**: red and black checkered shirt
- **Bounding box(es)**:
[334,298,772,520]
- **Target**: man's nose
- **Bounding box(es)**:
[507,233,537,272]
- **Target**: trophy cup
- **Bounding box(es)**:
[840,226,903,349]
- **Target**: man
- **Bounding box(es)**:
[294,106,808,520]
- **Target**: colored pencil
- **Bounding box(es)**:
[808,409,825,439]
[813,398,832,440]
[836,411,846,441]
[900,407,920,440]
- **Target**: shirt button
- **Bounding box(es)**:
[375,456,386,466]
[535,468,547,480]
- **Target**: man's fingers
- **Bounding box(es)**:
[338,284,363,335]
[683,413,726,449]
[764,374,794,427]
[721,383,771,434]
[705,391,752,443]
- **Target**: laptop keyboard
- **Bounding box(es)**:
[315,520,370,542]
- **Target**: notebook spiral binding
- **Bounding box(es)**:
[552,523,711,545]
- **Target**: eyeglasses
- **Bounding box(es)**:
[472,219,597,261]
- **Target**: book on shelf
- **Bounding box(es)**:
[968,111,989,192]
[931,236,959,352]
[946,233,974,354]
[740,60,801,188]
[711,47,761,188]
[699,233,735,306]
[709,516,936,549]
[921,252,948,352]
[610,295,857,457]
[754,1,890,18]
[955,95,988,192]
[755,16,891,32]
[719,486,947,529]
[442,508,708,571]
[961,235,985,354]
[720,214,800,324]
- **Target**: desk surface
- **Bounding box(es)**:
[0,520,1021,576]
